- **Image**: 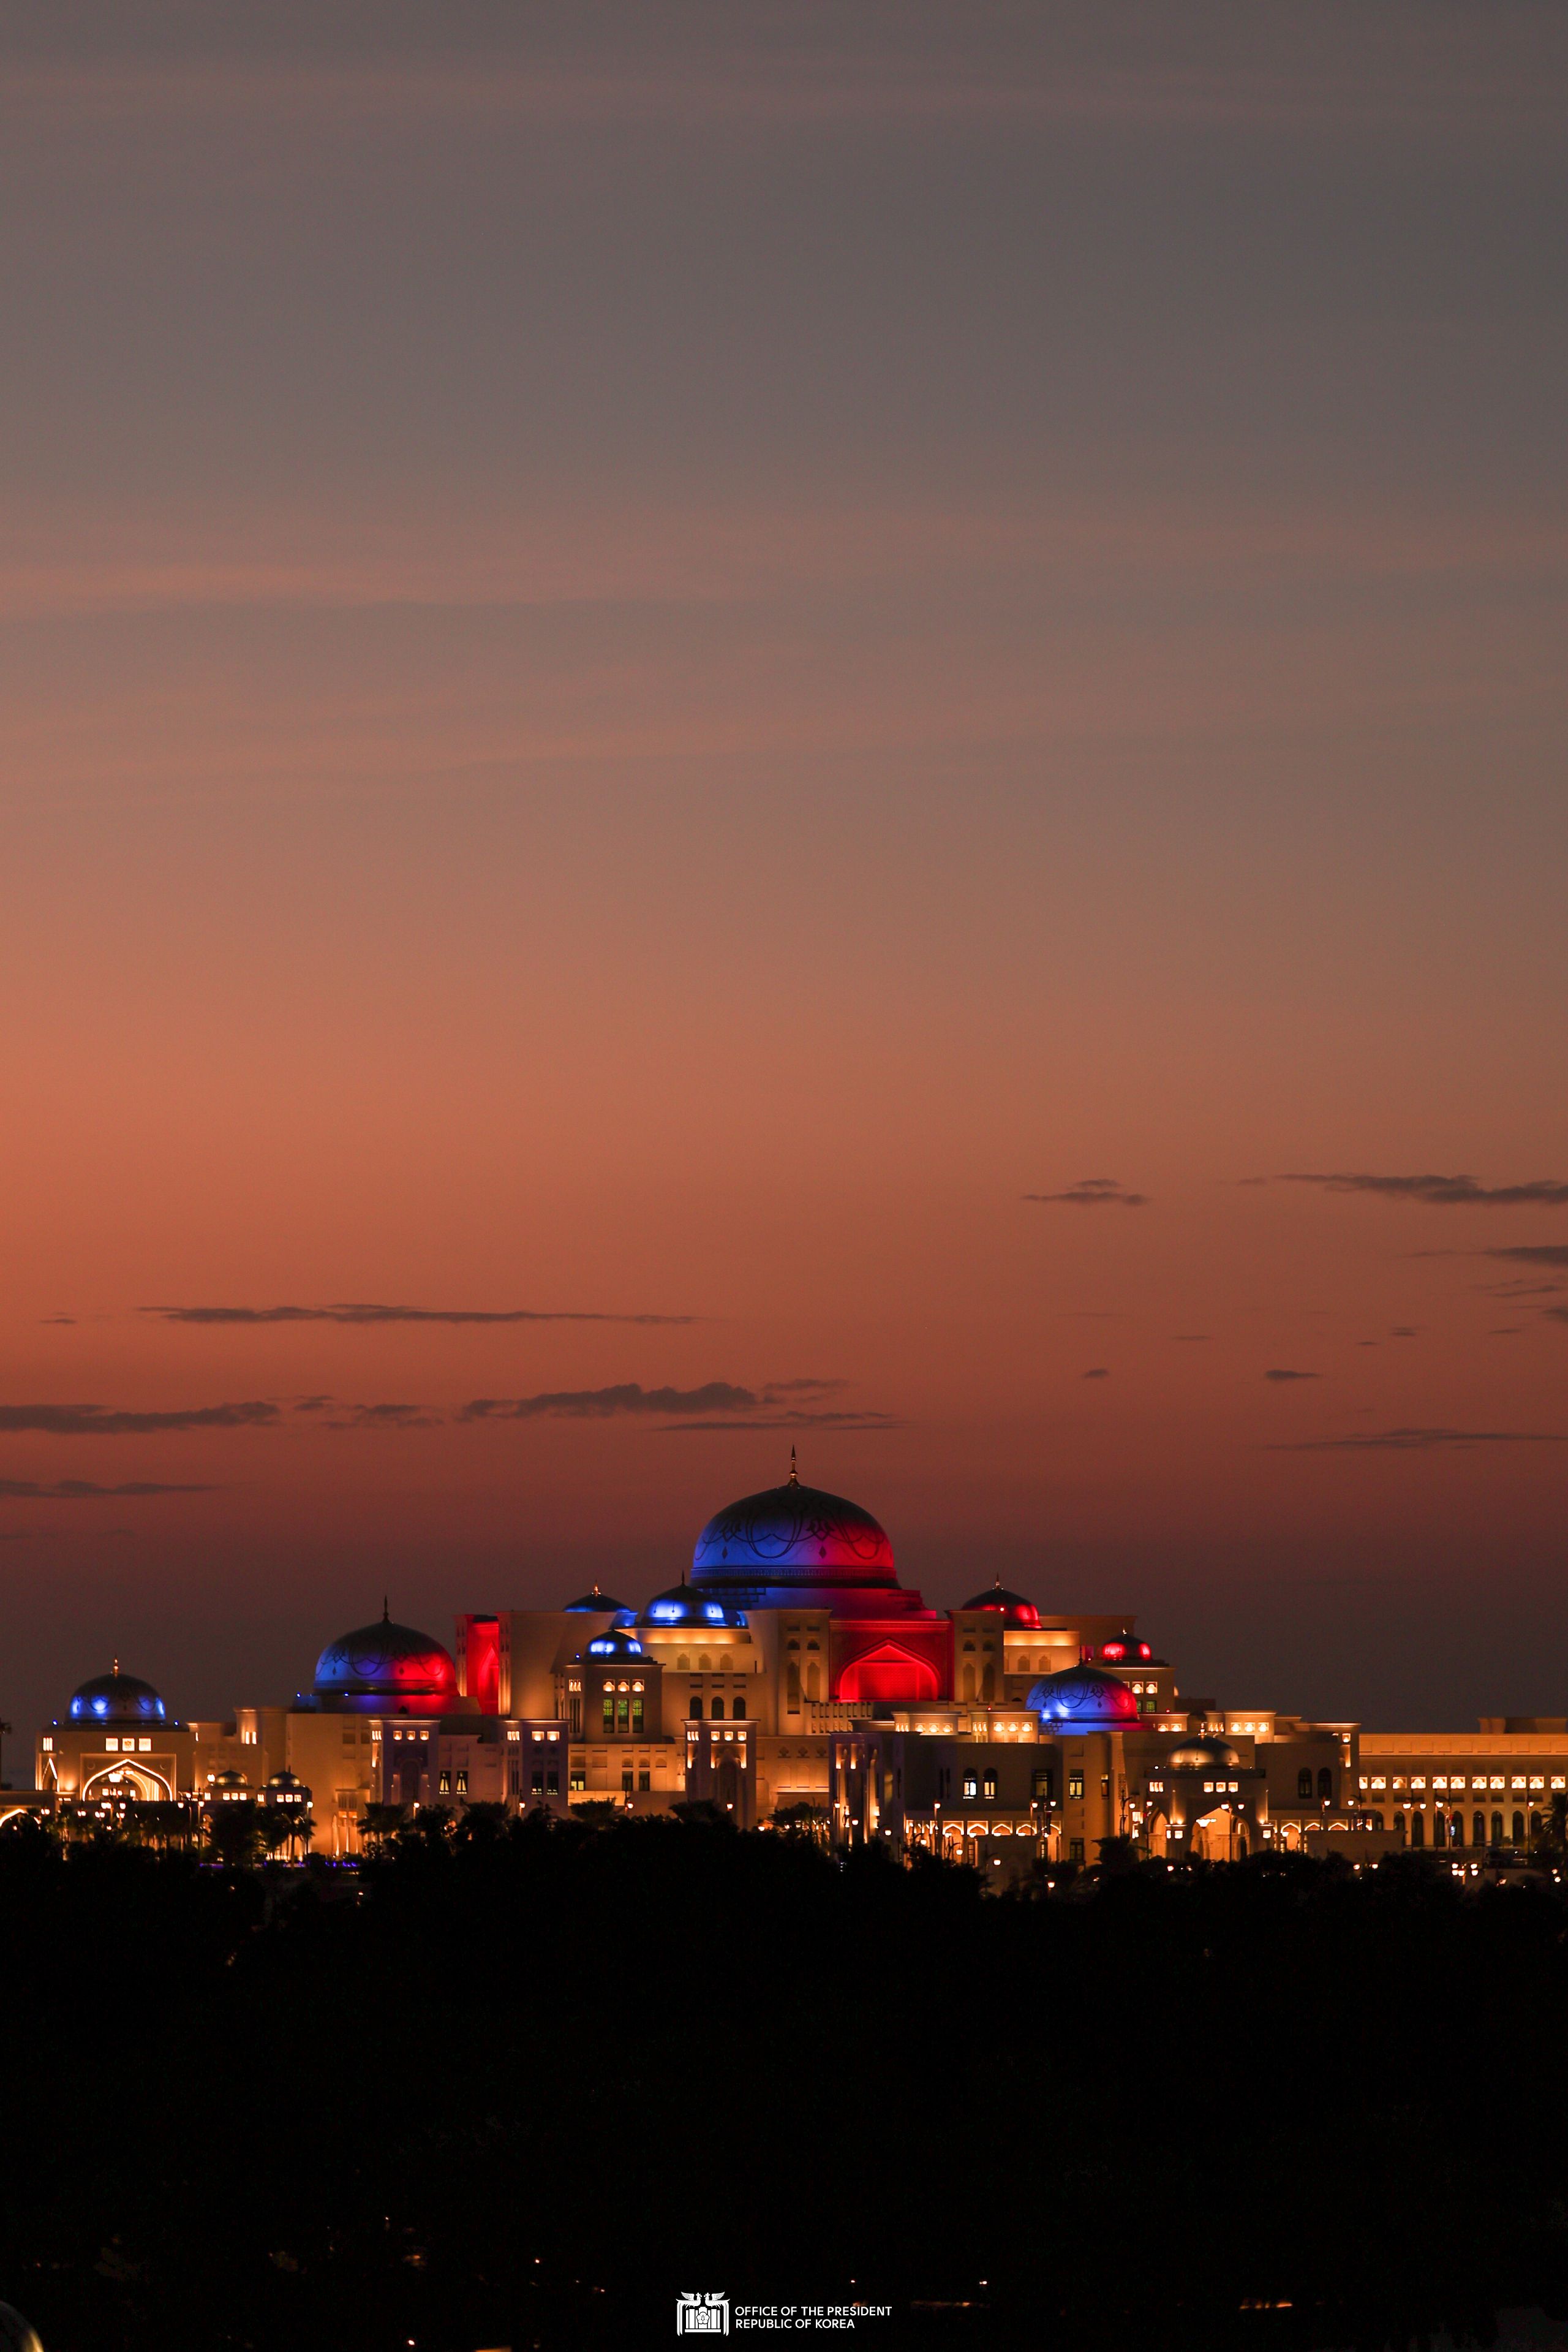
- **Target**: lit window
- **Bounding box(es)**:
[41,1738,51,1752]
[1068,1772,1084,1799]
[1553,1777,1566,1791]
[105,1738,119,1752]
[1511,1777,1528,1791]
[1357,1776,1368,1790]
[138,1738,151,1752]
[982,1773,998,1800]
[1530,1776,1545,1790]
[1392,1778,1406,1791]
[1433,1775,1447,1789]
[455,1769,468,1794]
[1371,1777,1387,1790]
[962,1775,978,1799]
[1490,1776,1505,1791]
[1411,1777,1426,1790]
[438,1771,451,1794]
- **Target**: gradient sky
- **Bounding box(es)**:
[2,2,1566,1744]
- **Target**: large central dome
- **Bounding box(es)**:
[311,1611,459,1716]
[693,1477,895,1592]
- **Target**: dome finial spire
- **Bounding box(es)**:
[788,1444,798,1488]
[112,1655,119,1676]
[382,1595,389,1623]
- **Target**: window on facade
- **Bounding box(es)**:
[1069,1839,1085,1862]
[1316,1767,1333,1801]
[982,1773,998,1800]
[616,1695,629,1733]
[438,1771,451,1794]
[786,1665,801,1709]
[455,1769,468,1794]
[711,1698,725,1720]
[962,1774,978,1799]
[1410,1813,1424,1848]
[1297,1768,1313,1800]
[1032,1768,1054,1802]
[1068,1772,1085,1800]
[547,1771,559,1794]
[631,1697,644,1734]
[1512,1811,1525,1845]
[733,1695,745,1720]
[1474,1812,1486,1845]
[570,1769,586,1791]
[639,1769,650,1792]
[602,1694,615,1733]
[1101,1776,1110,1800]
[622,1769,634,1793]
[531,1771,543,1793]
[690,1696,703,1719]
[1491,1812,1504,1845]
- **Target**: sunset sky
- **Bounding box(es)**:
[2,2,1566,1743]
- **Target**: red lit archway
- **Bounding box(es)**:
[835,1644,941,1704]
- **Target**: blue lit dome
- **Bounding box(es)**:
[1027,1664,1140,1731]
[582,1626,647,1661]
[639,1581,747,1629]
[1167,1737,1241,1774]
[693,1475,894,1590]
[311,1610,459,1717]
[68,1668,168,1725]
[563,1584,631,1616]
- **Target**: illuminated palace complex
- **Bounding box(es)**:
[27,1463,1568,1872]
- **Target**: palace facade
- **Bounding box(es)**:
[25,1465,1568,1875]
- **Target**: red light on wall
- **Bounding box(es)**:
[457,1615,501,1715]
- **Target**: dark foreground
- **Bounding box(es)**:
[3,1812,1567,2351]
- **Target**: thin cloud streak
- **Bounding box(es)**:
[1264,1369,1321,1382]
[0,1478,219,1498]
[1278,1173,1568,1207]
[143,1303,694,1326]
[1275,1427,1568,1453]
[0,1402,279,1435]
[1025,1178,1148,1208]
[459,1380,866,1423]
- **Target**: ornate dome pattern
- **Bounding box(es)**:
[1026,1665,1140,1730]
[311,1611,459,1715]
[68,1669,168,1725]
[693,1480,895,1588]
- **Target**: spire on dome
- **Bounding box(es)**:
[788,1445,799,1488]
[382,1596,389,1623]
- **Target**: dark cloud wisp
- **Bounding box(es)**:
[459,1380,872,1424]
[1275,1427,1568,1452]
[1024,1179,1148,1208]
[1264,1369,1320,1382]
[1278,1173,1568,1208]
[0,1477,218,1497]
[0,1401,279,1435]
[143,1303,695,1326]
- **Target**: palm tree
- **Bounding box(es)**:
[258,1810,294,1863]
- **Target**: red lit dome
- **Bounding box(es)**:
[311,1609,459,1717]
[1098,1638,1153,1663]
[960,1579,1041,1630]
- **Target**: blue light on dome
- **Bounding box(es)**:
[703,1604,726,1622]
[92,1699,107,1715]
[650,1602,682,1622]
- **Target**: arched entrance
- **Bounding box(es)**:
[82,1761,171,1804]
[836,1644,940,1704]
[1189,1807,1245,1862]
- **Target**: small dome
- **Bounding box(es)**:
[68,1669,168,1725]
[581,1626,647,1662]
[693,1475,894,1589]
[638,1581,747,1629]
[563,1584,630,1615]
[1096,1636,1153,1663]
[311,1611,459,1716]
[960,1579,1041,1629]
[1027,1665,1140,1730]
[265,1769,312,1805]
[0,2301,45,2352]
[1167,1737,1242,1774]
